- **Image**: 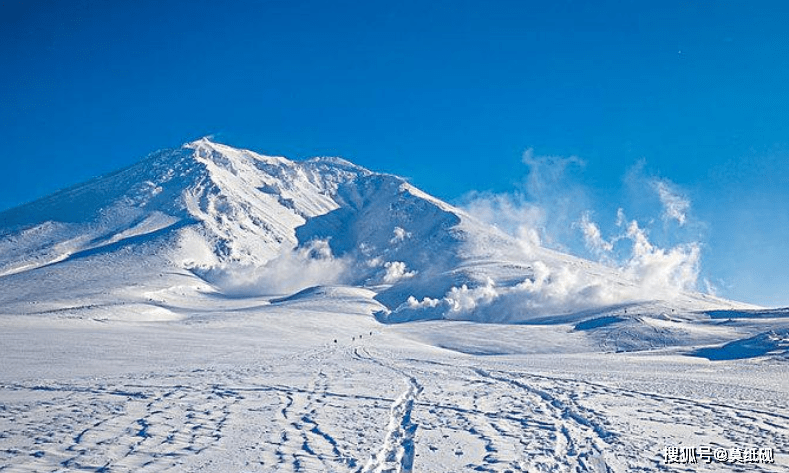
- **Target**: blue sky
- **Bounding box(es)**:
[1,1,788,306]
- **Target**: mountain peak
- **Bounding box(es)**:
[181,136,227,158]
[183,135,216,147]
[182,137,293,168]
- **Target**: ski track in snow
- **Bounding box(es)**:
[354,346,422,473]
[0,379,237,471]
[1,338,788,472]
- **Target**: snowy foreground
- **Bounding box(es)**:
[1,288,787,472]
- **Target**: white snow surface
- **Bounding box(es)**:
[1,138,788,472]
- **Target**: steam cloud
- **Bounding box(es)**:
[580,212,614,256]
[460,148,588,252]
[461,192,543,251]
[201,239,349,296]
[381,261,417,284]
[652,179,690,226]
[455,149,705,318]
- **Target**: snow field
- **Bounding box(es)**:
[1,301,788,472]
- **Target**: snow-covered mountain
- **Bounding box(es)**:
[3,139,789,473]
[0,138,752,326]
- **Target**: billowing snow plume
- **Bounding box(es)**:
[391,262,629,323]
[381,261,417,284]
[199,239,350,296]
[580,212,613,256]
[580,209,700,295]
[461,149,588,252]
[451,150,707,322]
[461,192,544,252]
[621,218,699,293]
[653,179,690,226]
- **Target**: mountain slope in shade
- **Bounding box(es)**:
[0,138,754,326]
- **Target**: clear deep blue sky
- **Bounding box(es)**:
[2,1,788,306]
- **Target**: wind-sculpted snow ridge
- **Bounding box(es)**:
[0,138,756,325]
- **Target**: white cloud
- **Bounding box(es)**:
[461,148,588,252]
[521,148,585,200]
[400,151,711,322]
[580,212,614,254]
[616,207,626,227]
[391,220,702,321]
[444,193,703,321]
[444,278,499,314]
[622,219,699,294]
[392,261,624,322]
[405,295,441,309]
[652,179,690,226]
[390,226,411,244]
[461,191,543,251]
[703,278,719,296]
[382,261,417,284]
[581,209,701,295]
[201,239,349,296]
